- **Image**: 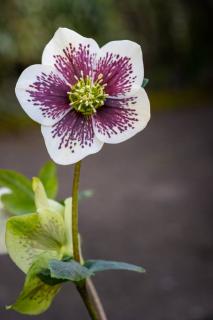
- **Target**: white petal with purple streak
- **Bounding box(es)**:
[15,64,70,126]
[94,40,144,96]
[41,111,104,165]
[42,28,99,83]
[92,87,150,144]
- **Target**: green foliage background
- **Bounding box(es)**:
[0,0,212,129]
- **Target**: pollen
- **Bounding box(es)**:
[67,75,108,116]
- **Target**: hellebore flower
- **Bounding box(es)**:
[15,28,150,164]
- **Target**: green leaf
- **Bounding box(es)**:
[39,161,58,199]
[142,78,149,88]
[49,259,93,282]
[0,170,33,197]
[38,268,68,286]
[1,193,34,216]
[7,254,61,315]
[0,170,35,215]
[84,260,146,274]
[6,209,67,273]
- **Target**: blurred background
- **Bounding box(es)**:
[0,0,213,319]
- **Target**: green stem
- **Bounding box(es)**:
[72,160,81,262]
[71,161,108,320]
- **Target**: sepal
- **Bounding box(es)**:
[7,254,61,315]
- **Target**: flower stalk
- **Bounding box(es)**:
[72,160,81,262]
[71,161,108,320]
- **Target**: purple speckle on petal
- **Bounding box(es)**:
[94,97,139,138]
[51,111,94,152]
[26,72,70,119]
[94,53,136,96]
[54,43,96,84]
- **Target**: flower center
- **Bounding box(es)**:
[67,75,108,116]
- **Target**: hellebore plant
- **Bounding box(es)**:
[0,28,150,319]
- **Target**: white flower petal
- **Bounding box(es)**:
[94,40,144,96]
[15,64,70,126]
[42,27,99,67]
[93,87,150,144]
[41,111,104,165]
